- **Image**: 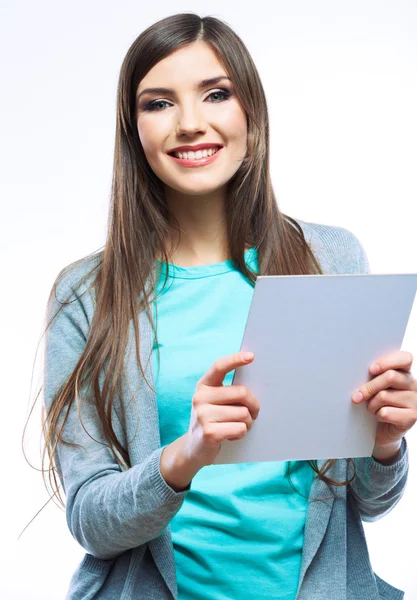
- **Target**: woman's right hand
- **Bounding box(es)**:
[184,351,260,467]
[160,352,260,491]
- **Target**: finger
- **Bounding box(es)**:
[369,350,414,376]
[375,406,417,431]
[196,384,260,420]
[198,352,254,388]
[367,389,416,416]
[199,404,254,430]
[203,422,248,444]
[352,369,413,403]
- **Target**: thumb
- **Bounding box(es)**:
[198,351,254,388]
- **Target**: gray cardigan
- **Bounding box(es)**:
[44,219,409,600]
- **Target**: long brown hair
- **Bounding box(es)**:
[23,12,355,525]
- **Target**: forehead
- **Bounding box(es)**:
[137,42,227,91]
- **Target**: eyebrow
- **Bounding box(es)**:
[136,76,232,102]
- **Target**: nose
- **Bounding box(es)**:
[176,102,207,137]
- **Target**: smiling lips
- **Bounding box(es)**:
[168,146,223,167]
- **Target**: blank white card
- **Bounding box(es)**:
[214,273,417,465]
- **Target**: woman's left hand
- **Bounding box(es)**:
[352,351,417,451]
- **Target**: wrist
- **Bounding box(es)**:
[372,439,403,465]
[160,434,201,492]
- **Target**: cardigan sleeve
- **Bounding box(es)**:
[346,232,410,521]
[44,269,189,561]
[348,437,409,522]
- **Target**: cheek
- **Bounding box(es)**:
[221,107,247,148]
[136,118,168,161]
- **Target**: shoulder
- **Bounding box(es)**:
[287,217,371,275]
[52,251,103,301]
[47,251,103,328]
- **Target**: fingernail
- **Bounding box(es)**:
[242,352,254,361]
[352,392,364,402]
[370,363,381,374]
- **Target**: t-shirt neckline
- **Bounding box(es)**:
[156,247,257,280]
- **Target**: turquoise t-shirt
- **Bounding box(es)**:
[152,248,315,600]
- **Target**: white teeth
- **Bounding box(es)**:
[173,146,220,160]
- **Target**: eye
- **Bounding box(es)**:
[143,88,232,112]
[144,99,171,112]
[206,88,232,102]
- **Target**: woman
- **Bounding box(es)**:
[42,12,416,600]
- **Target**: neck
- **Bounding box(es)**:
[163,186,229,267]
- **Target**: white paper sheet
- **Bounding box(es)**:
[214,273,417,464]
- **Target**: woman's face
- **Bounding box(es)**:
[136,41,247,198]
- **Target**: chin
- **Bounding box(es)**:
[170,183,226,197]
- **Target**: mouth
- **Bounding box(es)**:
[167,145,223,168]
[168,145,222,160]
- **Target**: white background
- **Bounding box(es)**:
[1,0,416,598]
